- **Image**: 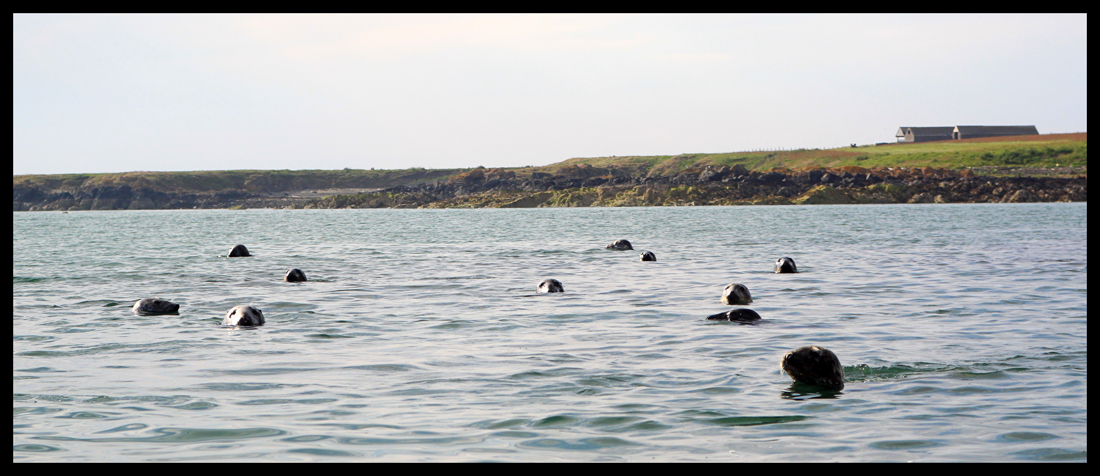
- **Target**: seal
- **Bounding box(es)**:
[706,308,761,321]
[228,244,251,257]
[780,345,845,390]
[224,305,265,326]
[285,268,307,282]
[721,283,752,305]
[538,279,564,293]
[132,298,180,315]
[640,251,656,261]
[774,257,797,273]
[606,239,633,251]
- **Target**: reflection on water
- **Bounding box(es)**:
[779,384,844,400]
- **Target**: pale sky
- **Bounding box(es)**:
[13,14,1088,175]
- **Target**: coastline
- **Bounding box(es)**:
[13,166,1086,211]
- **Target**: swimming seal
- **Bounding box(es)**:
[228,244,251,257]
[780,345,844,390]
[640,251,656,261]
[132,298,180,315]
[284,268,307,282]
[706,308,761,322]
[606,239,633,251]
[774,257,797,273]
[721,283,753,305]
[538,279,564,293]
[224,305,265,326]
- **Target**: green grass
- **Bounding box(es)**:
[13,133,1087,194]
[543,133,1086,174]
[13,168,464,194]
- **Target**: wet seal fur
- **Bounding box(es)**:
[781,345,845,390]
[228,244,251,257]
[706,308,761,322]
[132,298,180,315]
[224,305,265,326]
[538,279,564,293]
[285,268,307,282]
[606,239,633,251]
[774,257,797,273]
[640,251,656,261]
[721,283,752,305]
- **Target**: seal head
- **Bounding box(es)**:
[606,239,633,251]
[228,244,251,257]
[774,257,797,273]
[640,251,656,261]
[285,268,307,282]
[132,298,180,315]
[721,283,752,305]
[781,345,844,390]
[538,279,564,293]
[706,308,761,322]
[224,305,265,326]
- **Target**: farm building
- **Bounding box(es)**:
[896,125,1039,142]
[952,125,1039,140]
[896,127,955,143]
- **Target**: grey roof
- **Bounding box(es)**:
[900,127,955,140]
[907,127,955,135]
[953,125,1038,136]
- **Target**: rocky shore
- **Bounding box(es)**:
[13,164,1087,211]
[306,165,1087,209]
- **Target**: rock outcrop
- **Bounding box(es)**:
[13,166,1087,211]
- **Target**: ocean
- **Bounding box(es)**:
[13,203,1087,461]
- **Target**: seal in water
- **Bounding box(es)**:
[721,283,753,305]
[538,279,564,293]
[285,268,307,282]
[640,251,656,261]
[606,239,633,251]
[780,345,845,390]
[774,257,797,273]
[132,298,180,315]
[706,308,761,321]
[228,244,251,257]
[224,305,265,326]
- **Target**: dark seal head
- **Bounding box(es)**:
[721,283,752,305]
[132,298,180,315]
[224,305,265,326]
[228,244,251,257]
[781,345,845,390]
[706,308,761,322]
[538,279,564,293]
[606,239,633,251]
[774,257,797,273]
[284,268,307,282]
[640,251,656,261]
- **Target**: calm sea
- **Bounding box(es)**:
[13,204,1087,462]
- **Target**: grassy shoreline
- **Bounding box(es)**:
[13,133,1087,212]
[13,133,1086,194]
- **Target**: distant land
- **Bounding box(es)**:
[13,133,1086,211]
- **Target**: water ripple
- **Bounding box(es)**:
[12,204,1088,461]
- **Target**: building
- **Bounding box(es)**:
[896,125,1038,143]
[952,125,1039,140]
[896,127,955,143]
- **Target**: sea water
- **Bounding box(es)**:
[12,203,1087,461]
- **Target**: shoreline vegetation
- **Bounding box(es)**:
[13,133,1086,211]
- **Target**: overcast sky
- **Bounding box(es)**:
[13,14,1088,175]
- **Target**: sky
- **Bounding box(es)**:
[12,14,1088,175]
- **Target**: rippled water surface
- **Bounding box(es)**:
[13,204,1087,461]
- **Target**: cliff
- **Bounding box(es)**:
[306,165,1087,209]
